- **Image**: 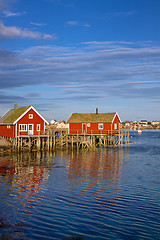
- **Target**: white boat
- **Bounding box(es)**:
[138,129,142,134]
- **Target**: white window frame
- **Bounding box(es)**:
[29,114,33,119]
[98,123,103,130]
[87,123,90,127]
[7,125,11,129]
[19,124,27,131]
[114,123,117,130]
[37,124,40,131]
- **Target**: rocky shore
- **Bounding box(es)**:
[0,138,12,154]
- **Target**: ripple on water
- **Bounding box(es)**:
[0,133,160,240]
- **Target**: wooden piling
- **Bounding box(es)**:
[28,137,31,151]
[9,128,129,153]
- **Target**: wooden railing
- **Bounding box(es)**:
[68,129,121,135]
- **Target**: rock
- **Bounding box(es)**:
[0,138,11,148]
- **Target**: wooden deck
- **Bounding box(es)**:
[7,129,130,152]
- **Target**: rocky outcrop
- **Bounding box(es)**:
[0,138,11,148]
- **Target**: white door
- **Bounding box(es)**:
[28,124,34,135]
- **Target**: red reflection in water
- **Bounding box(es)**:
[0,153,52,213]
[68,149,124,182]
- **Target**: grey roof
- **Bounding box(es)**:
[0,109,15,124]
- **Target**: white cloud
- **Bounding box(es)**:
[83,24,91,28]
[3,10,21,17]
[30,22,47,27]
[0,22,54,40]
[106,11,136,20]
[66,21,91,28]
[66,21,78,26]
[0,41,160,116]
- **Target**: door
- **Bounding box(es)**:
[82,123,87,133]
[28,124,34,135]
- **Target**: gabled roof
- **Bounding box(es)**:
[0,109,15,124]
[0,106,49,125]
[2,106,31,124]
[67,112,121,123]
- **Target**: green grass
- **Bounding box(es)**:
[4,106,30,123]
[67,113,116,123]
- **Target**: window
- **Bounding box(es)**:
[87,123,90,127]
[114,123,117,130]
[19,124,27,131]
[29,114,33,119]
[37,124,40,131]
[7,125,11,129]
[98,123,103,130]
[28,125,33,130]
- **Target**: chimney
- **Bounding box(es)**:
[96,108,98,114]
[14,104,18,111]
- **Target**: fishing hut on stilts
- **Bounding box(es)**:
[0,106,130,152]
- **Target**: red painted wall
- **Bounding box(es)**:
[17,108,45,136]
[111,114,120,132]
[69,114,120,135]
[0,125,15,138]
[0,108,47,138]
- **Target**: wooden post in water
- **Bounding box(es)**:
[28,137,31,152]
[17,136,20,152]
[15,137,17,151]
[121,130,123,147]
[104,136,106,147]
[50,135,53,151]
[128,130,129,147]
[47,132,50,151]
[12,138,15,151]
[21,137,23,150]
[37,136,41,151]
[65,134,68,149]
[53,133,56,149]
[71,136,73,150]
[42,137,45,150]
[91,130,93,148]
[119,130,121,147]
[118,130,120,147]
[77,131,79,149]
[113,134,115,148]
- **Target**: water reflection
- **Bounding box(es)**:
[0,152,53,214]
[0,149,130,240]
[0,149,130,209]
[0,134,159,240]
[68,149,125,182]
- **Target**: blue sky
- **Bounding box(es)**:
[0,0,160,121]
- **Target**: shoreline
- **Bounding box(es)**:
[126,129,160,131]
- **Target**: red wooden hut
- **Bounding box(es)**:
[0,105,49,138]
[67,112,121,135]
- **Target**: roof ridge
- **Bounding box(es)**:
[67,112,117,123]
[3,106,30,124]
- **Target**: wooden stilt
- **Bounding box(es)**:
[50,136,53,151]
[71,136,73,150]
[37,136,41,151]
[28,137,31,151]
[8,127,129,153]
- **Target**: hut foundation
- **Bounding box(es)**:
[8,129,130,152]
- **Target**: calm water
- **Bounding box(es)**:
[0,131,160,240]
